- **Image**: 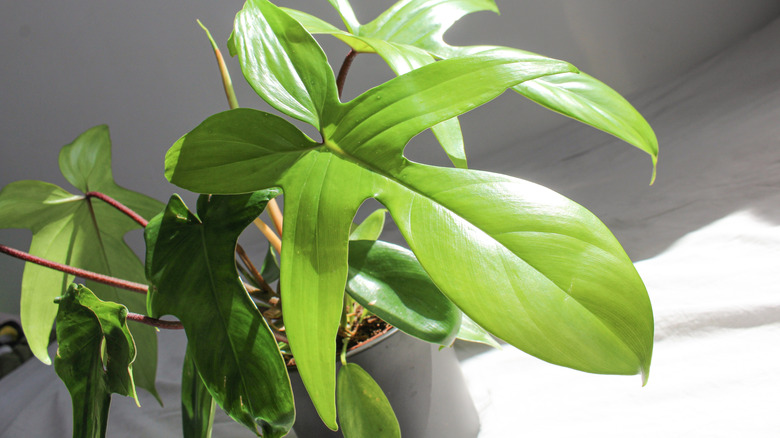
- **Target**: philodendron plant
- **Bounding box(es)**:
[0,0,658,437]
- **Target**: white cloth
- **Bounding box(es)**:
[2,13,780,438]
[462,14,780,438]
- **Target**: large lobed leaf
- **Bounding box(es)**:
[288,0,658,179]
[54,284,138,438]
[144,192,294,438]
[0,125,162,400]
[166,0,654,429]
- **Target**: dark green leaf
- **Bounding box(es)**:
[0,125,161,400]
[337,363,400,438]
[144,192,293,437]
[182,346,216,438]
[54,284,138,438]
[233,0,339,128]
[259,246,280,285]
[346,240,460,345]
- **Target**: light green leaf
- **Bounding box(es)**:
[182,346,216,438]
[325,47,577,164]
[233,0,339,129]
[337,363,400,438]
[346,240,461,345]
[360,0,498,48]
[167,36,651,427]
[283,6,468,168]
[349,209,387,241]
[513,70,659,183]
[456,311,500,349]
[327,0,360,33]
[448,45,659,180]
[144,192,294,437]
[0,125,162,401]
[54,284,138,438]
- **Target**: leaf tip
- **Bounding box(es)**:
[648,156,658,186]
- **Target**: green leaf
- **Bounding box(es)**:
[54,284,138,438]
[182,346,216,438]
[259,246,280,285]
[327,0,360,33]
[144,192,294,438]
[233,0,339,129]
[361,0,657,179]
[456,312,500,349]
[283,6,468,168]
[360,0,498,48]
[0,125,162,400]
[512,70,659,183]
[337,363,400,438]
[346,240,460,345]
[449,46,659,181]
[349,209,387,241]
[167,37,652,426]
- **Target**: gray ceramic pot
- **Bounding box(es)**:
[285,329,480,438]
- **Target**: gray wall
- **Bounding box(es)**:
[2,0,779,314]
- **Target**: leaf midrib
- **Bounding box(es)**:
[319,142,639,361]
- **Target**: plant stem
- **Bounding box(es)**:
[0,244,148,294]
[85,192,148,227]
[253,219,282,255]
[235,244,276,295]
[267,202,284,237]
[127,312,184,330]
[336,49,358,99]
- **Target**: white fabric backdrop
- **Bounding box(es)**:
[1,13,779,438]
[462,14,780,437]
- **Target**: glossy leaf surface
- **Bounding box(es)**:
[54,284,138,438]
[0,125,161,399]
[233,0,338,129]
[327,0,360,33]
[364,0,658,178]
[346,240,460,345]
[167,46,577,428]
[337,363,400,438]
[283,6,468,168]
[144,192,293,437]
[167,1,653,427]
[182,346,216,438]
[295,0,658,176]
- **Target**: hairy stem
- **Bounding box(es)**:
[0,244,148,294]
[336,49,358,99]
[85,192,148,227]
[127,312,184,330]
